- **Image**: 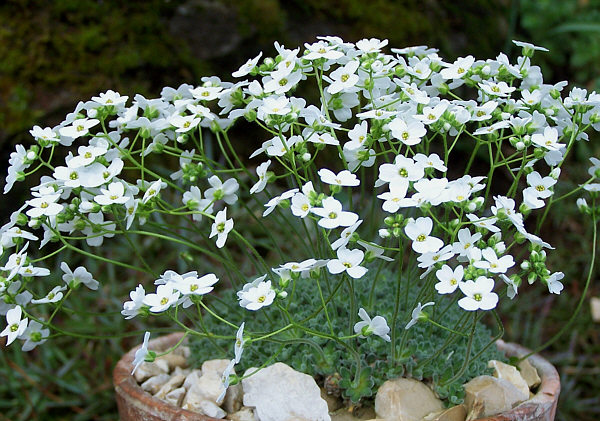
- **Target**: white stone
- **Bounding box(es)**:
[140,373,171,395]
[134,361,167,383]
[242,362,331,421]
[202,358,231,374]
[422,404,466,421]
[155,358,170,373]
[154,373,186,400]
[488,360,530,397]
[224,383,243,414]
[156,352,188,370]
[183,399,226,418]
[228,407,257,421]
[517,359,541,389]
[463,375,528,417]
[374,378,444,421]
[164,386,186,407]
[183,369,203,390]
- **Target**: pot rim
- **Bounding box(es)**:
[113,334,560,421]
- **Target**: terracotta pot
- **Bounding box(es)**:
[113,334,560,421]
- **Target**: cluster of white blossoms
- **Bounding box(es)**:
[2,36,600,368]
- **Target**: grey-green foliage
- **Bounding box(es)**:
[190,269,505,406]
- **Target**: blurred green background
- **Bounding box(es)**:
[1,0,599,420]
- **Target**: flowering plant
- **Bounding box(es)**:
[2,37,600,405]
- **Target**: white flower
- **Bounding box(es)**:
[205,175,239,205]
[95,182,129,205]
[60,262,99,290]
[250,160,271,194]
[264,69,302,95]
[377,179,409,213]
[547,272,564,295]
[131,332,151,375]
[189,85,224,101]
[290,193,311,218]
[218,359,236,404]
[479,81,516,98]
[327,60,360,94]
[435,265,464,294]
[458,276,498,311]
[354,308,390,341]
[142,180,164,204]
[331,220,362,250]
[143,284,180,313]
[31,285,66,304]
[414,102,449,125]
[405,217,443,254]
[388,117,427,146]
[356,38,388,53]
[173,273,219,296]
[417,245,454,269]
[304,41,343,60]
[26,192,64,218]
[526,171,556,199]
[531,127,564,151]
[311,197,359,229]
[378,154,424,186]
[234,322,245,364]
[318,168,360,187]
[500,274,518,299]
[1,306,28,346]
[414,153,447,172]
[263,188,298,217]
[466,214,500,233]
[405,302,434,330]
[327,247,367,279]
[258,96,291,117]
[237,278,276,311]
[440,56,475,79]
[474,248,515,274]
[345,121,368,150]
[512,40,549,52]
[210,208,234,249]
[232,51,263,77]
[59,118,99,139]
[20,320,50,351]
[122,284,146,319]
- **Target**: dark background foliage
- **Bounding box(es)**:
[1,0,599,419]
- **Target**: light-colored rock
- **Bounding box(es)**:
[183,369,203,390]
[141,373,171,395]
[242,362,331,421]
[173,366,191,377]
[227,407,257,421]
[518,359,541,389]
[134,361,167,383]
[320,387,343,413]
[173,345,192,358]
[156,352,188,370]
[196,369,226,403]
[183,399,227,418]
[591,297,600,322]
[488,360,530,396]
[154,373,186,400]
[164,386,186,407]
[423,404,467,421]
[155,358,170,373]
[463,375,528,417]
[465,399,484,421]
[374,378,444,421]
[224,383,243,414]
[202,358,231,374]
